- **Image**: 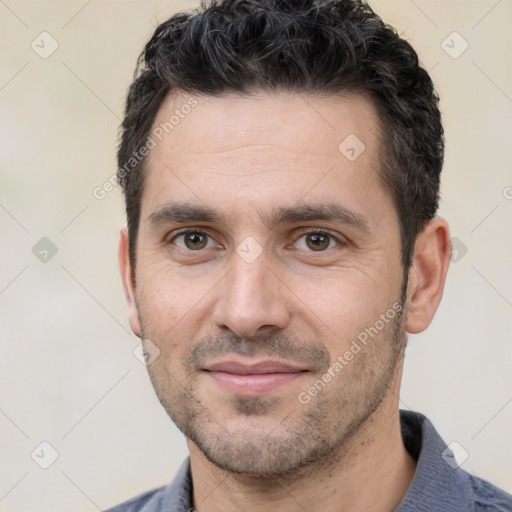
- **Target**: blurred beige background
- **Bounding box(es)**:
[1,0,511,510]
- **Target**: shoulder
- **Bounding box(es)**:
[469,474,512,511]
[398,410,512,511]
[103,457,192,512]
[103,486,167,512]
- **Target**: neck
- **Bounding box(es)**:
[188,393,416,512]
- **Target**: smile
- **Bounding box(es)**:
[203,360,308,395]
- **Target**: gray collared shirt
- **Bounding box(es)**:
[104,410,512,511]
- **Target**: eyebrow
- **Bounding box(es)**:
[261,203,370,233]
[148,202,223,226]
[147,201,370,233]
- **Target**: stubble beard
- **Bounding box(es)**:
[141,298,407,478]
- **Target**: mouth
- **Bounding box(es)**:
[202,359,308,396]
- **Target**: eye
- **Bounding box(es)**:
[170,230,217,251]
[294,230,341,252]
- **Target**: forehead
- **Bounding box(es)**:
[149,90,380,164]
[142,90,394,230]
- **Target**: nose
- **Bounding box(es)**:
[212,246,291,338]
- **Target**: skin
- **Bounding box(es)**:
[119,91,451,512]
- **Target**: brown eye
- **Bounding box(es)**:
[184,232,207,250]
[295,231,339,252]
[306,233,330,251]
[172,230,213,250]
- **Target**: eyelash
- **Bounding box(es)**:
[168,229,218,251]
[167,228,344,252]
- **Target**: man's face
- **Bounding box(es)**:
[127,91,407,476]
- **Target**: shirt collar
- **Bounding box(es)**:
[395,409,474,511]
[159,455,193,511]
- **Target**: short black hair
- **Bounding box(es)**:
[117,0,444,273]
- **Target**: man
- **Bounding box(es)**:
[108,0,512,510]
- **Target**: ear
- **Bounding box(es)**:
[118,227,142,338]
[405,217,451,334]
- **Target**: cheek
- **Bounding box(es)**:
[293,271,400,351]
[136,262,219,349]
[138,259,206,309]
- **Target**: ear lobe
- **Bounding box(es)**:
[405,217,451,334]
[118,227,142,338]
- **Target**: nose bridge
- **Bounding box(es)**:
[212,245,289,337]
[231,247,272,299]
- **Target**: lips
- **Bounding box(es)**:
[203,359,307,395]
[205,360,304,374]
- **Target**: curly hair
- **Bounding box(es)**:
[117,0,444,272]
